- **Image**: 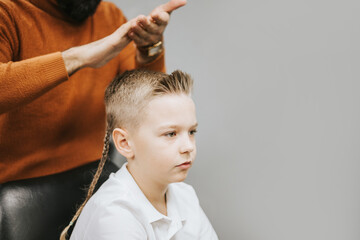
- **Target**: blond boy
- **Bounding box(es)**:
[65,70,218,240]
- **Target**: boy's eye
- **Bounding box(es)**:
[165,132,176,137]
[189,129,197,135]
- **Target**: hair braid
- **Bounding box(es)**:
[60,128,111,240]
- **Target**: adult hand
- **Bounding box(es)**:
[128,0,187,63]
[62,19,136,75]
[62,0,187,75]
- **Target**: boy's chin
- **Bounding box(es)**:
[169,171,189,183]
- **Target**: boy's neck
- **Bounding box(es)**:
[126,164,168,216]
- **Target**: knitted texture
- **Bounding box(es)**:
[0,0,165,183]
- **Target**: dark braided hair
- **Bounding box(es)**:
[60,128,111,240]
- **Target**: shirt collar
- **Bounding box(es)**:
[114,163,183,224]
[166,184,187,223]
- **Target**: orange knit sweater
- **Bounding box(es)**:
[0,0,165,183]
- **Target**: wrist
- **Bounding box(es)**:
[137,41,164,57]
[62,47,85,76]
[136,40,164,65]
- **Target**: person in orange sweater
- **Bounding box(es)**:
[0,0,186,183]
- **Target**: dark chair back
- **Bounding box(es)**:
[0,160,118,240]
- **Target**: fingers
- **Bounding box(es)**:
[129,19,163,46]
[128,31,143,46]
[150,11,170,26]
[128,29,160,47]
[130,21,152,43]
[137,15,163,34]
[127,0,187,47]
[156,0,187,14]
[128,14,165,47]
[114,18,136,37]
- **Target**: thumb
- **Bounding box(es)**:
[111,18,137,48]
[156,0,187,14]
[118,18,136,34]
[113,18,137,40]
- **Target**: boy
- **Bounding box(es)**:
[64,69,218,239]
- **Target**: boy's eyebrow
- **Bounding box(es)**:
[158,122,198,130]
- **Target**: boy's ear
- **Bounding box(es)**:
[112,128,134,159]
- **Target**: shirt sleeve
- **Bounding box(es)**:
[198,205,219,240]
[185,184,219,240]
[0,3,68,114]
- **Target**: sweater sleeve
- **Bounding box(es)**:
[0,3,68,114]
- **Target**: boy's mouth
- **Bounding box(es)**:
[176,161,192,169]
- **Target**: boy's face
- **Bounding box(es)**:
[129,93,197,185]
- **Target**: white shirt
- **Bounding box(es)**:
[70,163,218,240]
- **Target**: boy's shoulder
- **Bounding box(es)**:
[70,174,147,239]
[89,172,132,206]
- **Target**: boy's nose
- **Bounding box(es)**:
[180,135,195,154]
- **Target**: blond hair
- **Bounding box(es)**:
[60,69,193,240]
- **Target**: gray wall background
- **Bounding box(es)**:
[110,0,360,239]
